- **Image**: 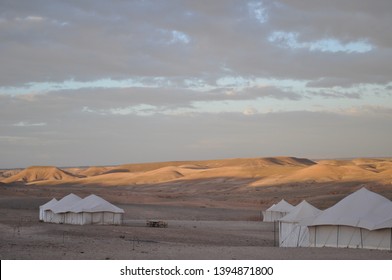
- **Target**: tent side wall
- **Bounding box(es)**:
[279,221,311,247]
[48,212,66,224]
[79,212,123,225]
[309,225,392,250]
[43,210,55,223]
[42,211,123,225]
[65,212,82,225]
[262,211,268,221]
[39,207,44,221]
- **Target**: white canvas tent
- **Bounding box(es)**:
[279,200,321,247]
[307,188,392,250]
[65,194,124,225]
[44,193,82,223]
[263,199,294,222]
[39,198,58,221]
[42,193,124,225]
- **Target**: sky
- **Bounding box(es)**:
[1,0,392,168]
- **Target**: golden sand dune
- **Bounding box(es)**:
[2,157,392,188]
[78,166,110,177]
[0,166,80,184]
[114,156,314,172]
[316,159,356,166]
[0,169,23,179]
[1,157,392,212]
[60,157,313,185]
[65,166,185,186]
[250,159,392,187]
[178,164,209,170]
[132,166,184,183]
[110,158,313,185]
[285,164,375,181]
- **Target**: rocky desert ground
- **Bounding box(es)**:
[1,156,392,259]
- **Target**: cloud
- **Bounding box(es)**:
[168,30,191,44]
[0,136,36,142]
[17,15,45,22]
[243,107,258,115]
[13,121,47,127]
[1,0,391,87]
[1,0,391,167]
[248,1,269,24]
[268,31,373,53]
[336,105,392,117]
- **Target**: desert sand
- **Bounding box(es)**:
[1,156,392,259]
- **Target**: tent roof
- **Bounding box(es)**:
[265,203,276,211]
[309,188,391,229]
[279,200,321,223]
[267,199,294,212]
[357,200,392,230]
[39,198,58,210]
[68,194,124,213]
[49,193,82,214]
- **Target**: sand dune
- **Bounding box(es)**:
[1,157,392,215]
[0,169,23,179]
[78,166,110,177]
[248,158,392,186]
[1,157,392,190]
[0,166,80,184]
[285,164,375,182]
[113,156,314,172]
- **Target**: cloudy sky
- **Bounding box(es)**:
[1,0,391,168]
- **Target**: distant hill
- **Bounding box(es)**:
[1,166,80,183]
[114,156,315,173]
[78,166,110,177]
[1,157,391,189]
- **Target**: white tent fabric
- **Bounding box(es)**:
[279,200,321,247]
[307,188,392,250]
[43,193,124,225]
[357,201,392,230]
[50,193,82,214]
[39,198,58,221]
[309,188,390,228]
[65,194,124,225]
[69,194,124,213]
[45,193,82,223]
[263,199,294,222]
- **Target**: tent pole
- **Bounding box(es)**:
[314,226,317,247]
[273,221,276,246]
[360,228,363,249]
[337,225,339,248]
[390,228,392,251]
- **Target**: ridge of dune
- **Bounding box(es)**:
[0,169,23,179]
[1,166,80,183]
[287,164,375,181]
[178,164,209,170]
[78,166,110,177]
[250,161,380,187]
[115,156,315,172]
[68,166,185,186]
[316,159,355,166]
[2,157,391,187]
[135,166,185,182]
